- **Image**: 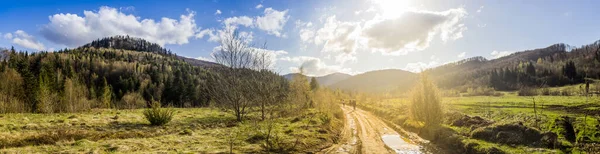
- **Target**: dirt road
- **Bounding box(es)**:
[321,106,424,154]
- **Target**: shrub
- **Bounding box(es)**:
[471,122,542,145]
[143,102,175,126]
[518,88,538,96]
[541,88,551,95]
[464,87,501,96]
[120,92,147,109]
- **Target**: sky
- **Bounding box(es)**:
[1,0,599,76]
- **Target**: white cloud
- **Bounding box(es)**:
[195,29,214,39]
[197,25,254,44]
[457,52,466,58]
[211,42,287,69]
[296,20,315,43]
[223,16,254,27]
[477,6,484,13]
[313,16,361,64]
[299,29,315,43]
[215,9,222,15]
[40,6,199,47]
[4,30,46,51]
[362,8,467,55]
[283,56,350,76]
[3,33,12,39]
[490,50,513,59]
[255,4,263,9]
[255,8,289,37]
[477,23,487,28]
[214,8,288,38]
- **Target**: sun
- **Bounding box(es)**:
[372,0,412,18]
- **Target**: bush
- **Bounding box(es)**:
[143,102,175,126]
[518,88,538,96]
[464,87,503,96]
[471,122,542,145]
[120,92,147,109]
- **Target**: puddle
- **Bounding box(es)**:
[336,112,359,153]
[381,134,422,154]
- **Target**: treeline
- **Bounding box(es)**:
[0,43,211,113]
[430,41,600,91]
[82,35,173,55]
[0,33,339,126]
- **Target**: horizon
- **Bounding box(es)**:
[2,0,600,76]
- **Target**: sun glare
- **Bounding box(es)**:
[372,0,411,18]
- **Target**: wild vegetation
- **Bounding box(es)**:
[350,80,599,153]
[0,32,344,153]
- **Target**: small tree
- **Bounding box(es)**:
[101,78,112,108]
[310,77,319,91]
[409,72,442,127]
[289,67,312,109]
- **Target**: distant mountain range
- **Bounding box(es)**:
[283,72,352,86]
[283,69,416,93]
[329,69,416,93]
[284,40,600,93]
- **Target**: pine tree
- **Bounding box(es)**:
[526,62,536,75]
[102,77,112,108]
[563,61,577,80]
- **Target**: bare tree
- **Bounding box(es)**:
[213,30,272,70]
[207,29,284,121]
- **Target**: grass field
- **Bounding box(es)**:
[359,93,600,153]
[0,108,340,153]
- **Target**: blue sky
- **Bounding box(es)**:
[1,0,599,76]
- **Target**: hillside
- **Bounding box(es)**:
[82,36,220,68]
[428,41,600,91]
[329,69,417,93]
[0,36,220,113]
[316,73,352,86]
[283,72,352,86]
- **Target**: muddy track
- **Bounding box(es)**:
[321,106,424,154]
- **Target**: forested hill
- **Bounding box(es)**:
[429,40,600,91]
[0,36,217,113]
[81,36,221,67]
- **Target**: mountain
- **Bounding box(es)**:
[316,73,352,86]
[329,69,417,93]
[282,40,600,93]
[283,72,351,86]
[0,36,224,113]
[283,73,307,81]
[82,35,220,67]
[429,41,600,91]
[177,56,221,67]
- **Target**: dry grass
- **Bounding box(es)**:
[0,108,339,153]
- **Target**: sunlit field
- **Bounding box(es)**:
[2,0,600,153]
[0,108,340,153]
[357,91,600,153]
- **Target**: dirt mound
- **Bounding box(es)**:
[471,122,542,146]
[451,115,493,128]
